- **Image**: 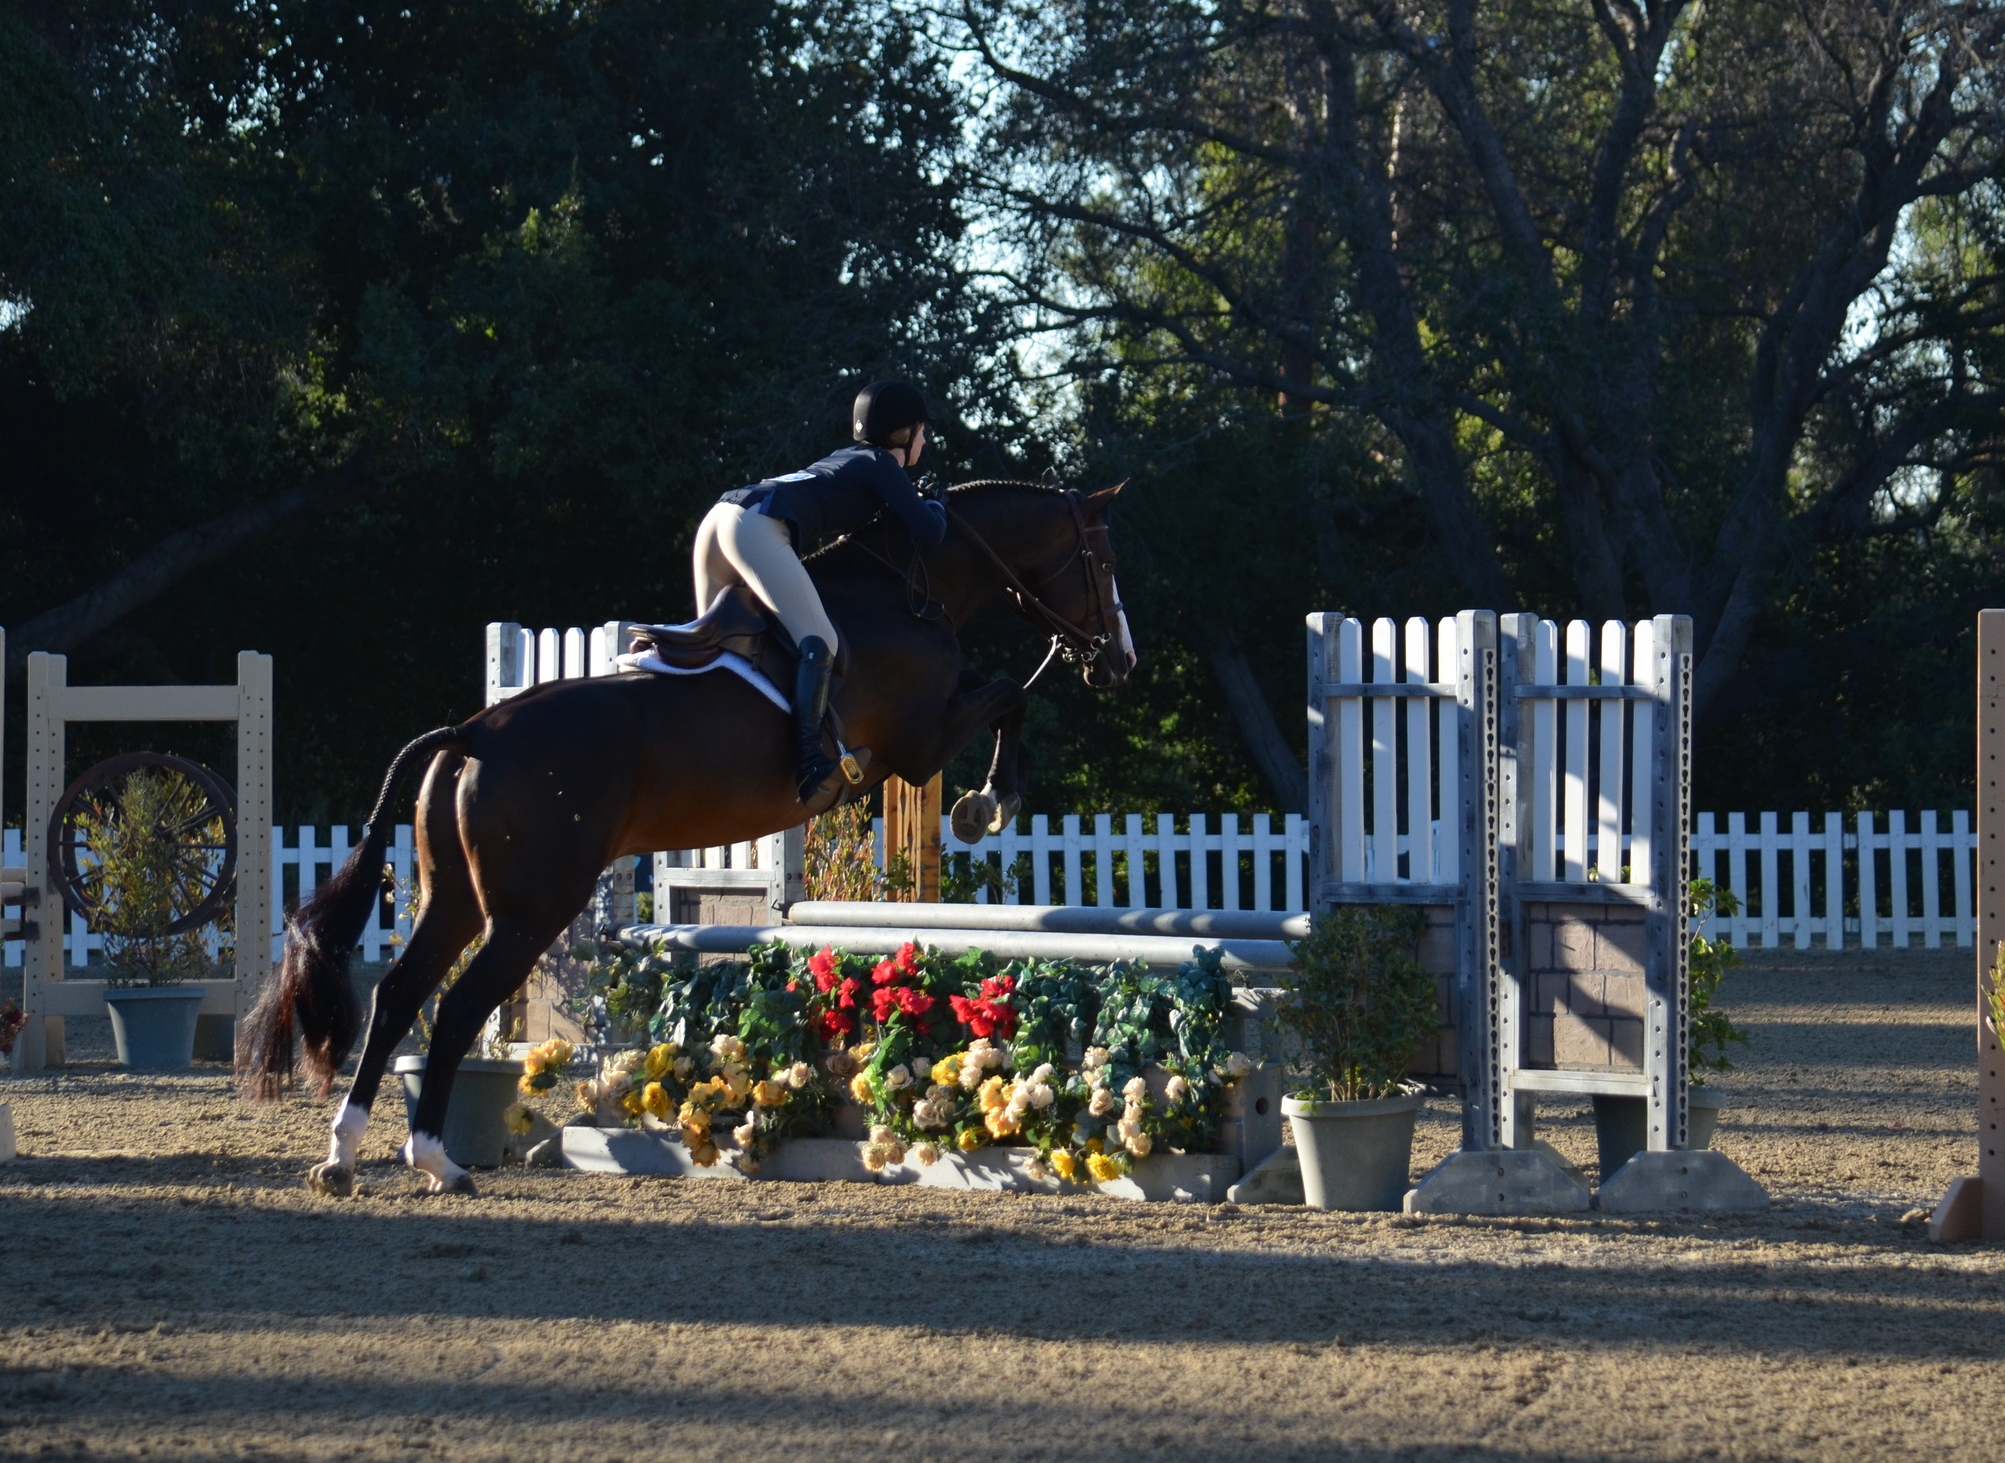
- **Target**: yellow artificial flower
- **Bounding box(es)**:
[645,1043,675,1080]
[1049,1150,1079,1181]
[850,1072,875,1104]
[984,1107,1020,1139]
[621,1087,644,1116]
[724,1068,754,1103]
[539,1038,574,1068]
[641,1081,672,1120]
[502,1102,534,1136]
[1085,1136,1105,1156]
[521,1051,547,1077]
[933,1053,964,1087]
[977,1075,1008,1113]
[956,1127,984,1152]
[1086,1153,1121,1183]
[752,1079,788,1108]
[689,1139,720,1167]
[575,1080,599,1112]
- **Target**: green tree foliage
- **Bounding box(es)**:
[1278,903,1438,1101]
[1,1,1011,816]
[950,0,2005,811]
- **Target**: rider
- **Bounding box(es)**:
[695,379,948,806]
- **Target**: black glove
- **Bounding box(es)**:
[915,472,942,500]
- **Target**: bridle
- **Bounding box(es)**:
[842,483,1123,683]
[947,489,1121,683]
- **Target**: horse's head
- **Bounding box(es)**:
[951,479,1136,690]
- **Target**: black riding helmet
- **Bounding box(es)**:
[852,379,931,447]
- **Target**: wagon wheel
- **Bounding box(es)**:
[48,751,237,934]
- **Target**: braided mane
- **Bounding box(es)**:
[804,477,1063,562]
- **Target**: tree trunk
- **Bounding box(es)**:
[1200,625,1307,813]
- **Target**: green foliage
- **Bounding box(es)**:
[71,769,231,987]
[804,801,889,902]
[1277,905,1438,1102]
[1688,878,1749,1081]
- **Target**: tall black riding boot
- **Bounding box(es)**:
[793,636,846,807]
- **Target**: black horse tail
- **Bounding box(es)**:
[239,725,468,1101]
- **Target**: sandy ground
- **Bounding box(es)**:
[2,946,2002,1461]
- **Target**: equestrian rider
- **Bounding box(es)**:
[695,379,947,806]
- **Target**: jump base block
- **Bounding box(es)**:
[558,1128,1239,1202]
[1593,1149,1769,1213]
[1403,1148,1591,1215]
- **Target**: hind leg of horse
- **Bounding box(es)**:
[402,921,565,1195]
[307,887,483,1197]
[943,675,1029,842]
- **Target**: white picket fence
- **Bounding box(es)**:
[1693,810,1975,950]
[3,825,416,970]
[5,806,1978,966]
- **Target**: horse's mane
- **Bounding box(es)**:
[802,478,1062,564]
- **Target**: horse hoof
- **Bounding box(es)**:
[306,1162,354,1198]
[950,790,997,845]
[989,794,1021,836]
[424,1170,479,1197]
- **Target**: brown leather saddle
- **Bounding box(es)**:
[625,587,866,799]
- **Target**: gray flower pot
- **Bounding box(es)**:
[1592,1088,1724,1177]
[1282,1091,1425,1211]
[393,1055,525,1168]
[104,986,207,1070]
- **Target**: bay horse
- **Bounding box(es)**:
[239,480,1134,1195]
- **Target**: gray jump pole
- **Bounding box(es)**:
[785,900,1307,942]
[619,920,1295,973]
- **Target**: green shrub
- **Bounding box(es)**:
[1278,905,1438,1102]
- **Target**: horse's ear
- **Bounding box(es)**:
[1085,481,1127,518]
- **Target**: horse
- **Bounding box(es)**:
[238,479,1135,1195]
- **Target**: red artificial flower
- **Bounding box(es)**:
[809,947,839,994]
[895,942,920,974]
[871,985,898,1023]
[816,1009,855,1042]
[871,958,901,986]
[837,977,863,1010]
[894,985,934,1017]
[949,991,1017,1040]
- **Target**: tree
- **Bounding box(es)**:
[952,0,2005,720]
[2,1,1006,814]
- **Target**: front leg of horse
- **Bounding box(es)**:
[941,677,1029,844]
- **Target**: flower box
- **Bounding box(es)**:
[556,1126,1242,1203]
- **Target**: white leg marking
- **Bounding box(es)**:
[326,1098,368,1170]
[403,1130,470,1190]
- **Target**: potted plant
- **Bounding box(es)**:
[0,998,27,1073]
[1593,878,1750,1174]
[1275,905,1439,1210]
[76,768,230,1070]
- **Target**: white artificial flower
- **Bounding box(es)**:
[912,1142,941,1166]
[925,1084,953,1105]
[1164,1075,1190,1104]
[1083,1047,1110,1070]
[960,1061,983,1090]
[869,1124,897,1146]
[863,1145,889,1174]
[1124,1131,1153,1159]
[1117,1115,1142,1144]
[886,1064,912,1091]
[605,1072,633,1096]
[787,1061,812,1089]
[1088,1087,1116,1117]
[1122,1076,1148,1103]
[732,1122,755,1148]
[1029,1083,1055,1110]
[1224,1051,1253,1078]
[968,1038,993,1061]
[1031,1062,1054,1083]
[911,1056,932,1081]
[1024,1155,1049,1181]
[672,1056,694,1080]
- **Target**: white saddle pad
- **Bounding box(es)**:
[613,648,790,714]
